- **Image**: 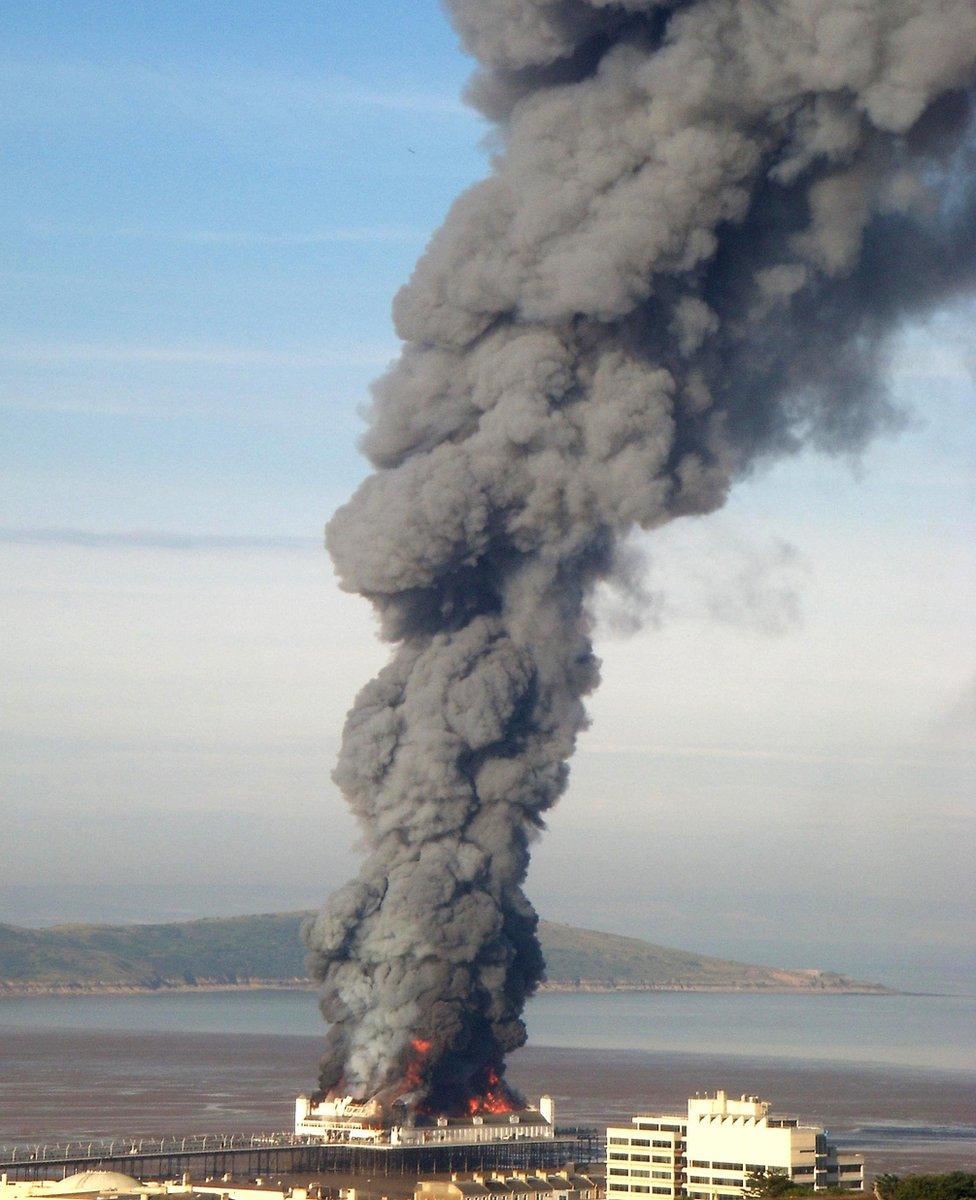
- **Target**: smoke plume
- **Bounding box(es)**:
[303,0,976,1113]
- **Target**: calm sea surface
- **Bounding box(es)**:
[0,989,972,1072]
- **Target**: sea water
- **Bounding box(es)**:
[0,989,972,1073]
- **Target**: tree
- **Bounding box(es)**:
[745,1170,810,1198]
[891,1174,976,1200]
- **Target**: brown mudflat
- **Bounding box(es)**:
[2,1030,974,1176]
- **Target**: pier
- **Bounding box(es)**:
[0,1129,603,1183]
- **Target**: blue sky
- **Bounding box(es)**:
[2,0,483,532]
[1,2,974,993]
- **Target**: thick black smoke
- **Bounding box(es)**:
[304,0,976,1113]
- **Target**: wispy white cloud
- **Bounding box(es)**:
[0,339,399,368]
[122,225,427,247]
[0,393,164,418]
[22,219,429,248]
[0,526,317,552]
[0,57,473,124]
[581,739,922,769]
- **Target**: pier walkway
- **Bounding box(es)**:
[0,1129,603,1183]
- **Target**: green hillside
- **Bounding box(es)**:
[536,921,882,990]
[0,913,890,994]
[0,912,307,989]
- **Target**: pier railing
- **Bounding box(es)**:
[0,1128,603,1183]
[1,1131,306,1165]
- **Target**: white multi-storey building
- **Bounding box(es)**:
[606,1092,863,1200]
[606,1111,686,1200]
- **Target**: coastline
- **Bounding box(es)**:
[0,977,899,998]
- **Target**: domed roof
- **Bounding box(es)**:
[47,1171,144,1195]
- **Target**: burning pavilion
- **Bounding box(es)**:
[295,1093,555,1147]
[290,1092,594,1176]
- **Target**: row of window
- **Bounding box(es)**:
[610,1139,681,1149]
[608,1153,674,1163]
[607,1186,674,1195]
[613,1163,860,1189]
[689,1163,765,1172]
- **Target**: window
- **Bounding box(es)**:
[653,1141,672,1148]
[609,1169,629,1177]
[841,1166,862,1174]
[653,1157,671,1164]
[633,1188,650,1195]
[792,1168,813,1176]
[652,1172,671,1179]
[633,1140,652,1148]
[610,1138,629,1146]
[690,1163,709,1169]
[712,1164,743,1171]
[745,1167,765,1175]
[632,1172,650,1179]
[609,1154,629,1163]
[632,1155,651,1163]
[660,1125,683,1133]
[653,1188,672,1194]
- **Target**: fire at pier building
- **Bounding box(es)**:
[295,1095,556,1147]
[607,1092,864,1199]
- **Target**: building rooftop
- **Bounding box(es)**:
[45,1175,145,1196]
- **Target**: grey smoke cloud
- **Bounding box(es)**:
[592,531,807,638]
[700,539,804,637]
[304,0,976,1112]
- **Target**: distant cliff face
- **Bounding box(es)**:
[0,913,892,995]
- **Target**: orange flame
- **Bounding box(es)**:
[465,1067,516,1115]
[403,1037,432,1091]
